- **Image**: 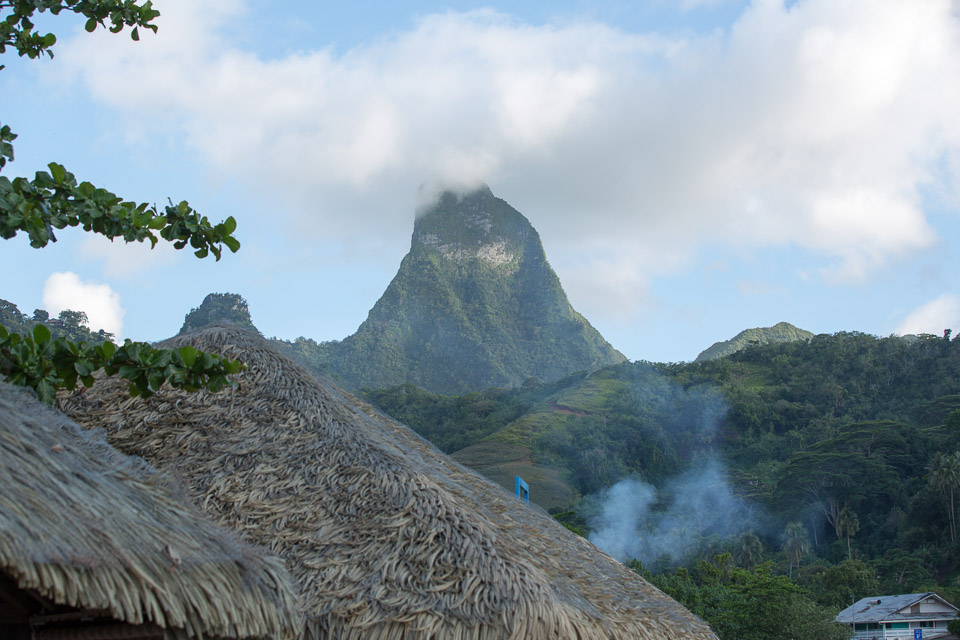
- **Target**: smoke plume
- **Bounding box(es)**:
[586,366,759,566]
[588,458,757,565]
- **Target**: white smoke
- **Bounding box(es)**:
[588,458,757,565]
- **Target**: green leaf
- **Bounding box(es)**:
[36,379,56,404]
[32,324,51,343]
[49,162,65,184]
[147,370,165,391]
[131,26,139,41]
[100,341,117,360]
[117,365,139,379]
[84,17,98,32]
[178,345,197,367]
[74,359,94,377]
[206,374,227,392]
[223,236,241,253]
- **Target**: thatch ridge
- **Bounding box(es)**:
[0,382,300,639]
[61,326,718,640]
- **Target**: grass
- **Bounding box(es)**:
[470,462,577,512]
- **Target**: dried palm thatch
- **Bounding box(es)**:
[0,382,300,640]
[61,326,718,640]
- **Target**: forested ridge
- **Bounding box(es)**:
[1,297,116,343]
[364,329,960,638]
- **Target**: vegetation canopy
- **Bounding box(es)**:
[0,0,243,401]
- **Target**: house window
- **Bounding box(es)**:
[919,621,937,628]
[886,623,908,629]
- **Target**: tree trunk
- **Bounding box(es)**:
[951,487,956,542]
[847,534,852,561]
[827,498,843,539]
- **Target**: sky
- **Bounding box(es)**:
[1,0,959,363]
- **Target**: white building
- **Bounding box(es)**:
[836,593,958,640]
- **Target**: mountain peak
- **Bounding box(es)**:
[412,185,532,269]
[308,185,626,393]
[179,293,258,336]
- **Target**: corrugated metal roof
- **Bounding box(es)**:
[836,593,958,624]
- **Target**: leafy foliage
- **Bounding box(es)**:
[0,163,240,258]
[645,557,849,640]
[0,323,243,403]
[1,124,14,171]
[0,0,244,401]
[1,0,160,69]
[949,617,960,635]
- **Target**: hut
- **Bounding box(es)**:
[0,382,300,640]
[61,327,718,640]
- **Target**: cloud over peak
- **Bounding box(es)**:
[55,0,960,311]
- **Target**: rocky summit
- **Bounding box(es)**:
[303,184,626,393]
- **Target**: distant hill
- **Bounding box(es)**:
[179,293,259,335]
[0,297,114,343]
[365,330,960,595]
[695,321,813,361]
[280,184,625,394]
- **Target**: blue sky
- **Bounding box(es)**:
[1,0,959,363]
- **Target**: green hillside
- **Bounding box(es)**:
[365,330,960,602]
[277,185,625,393]
[695,321,814,361]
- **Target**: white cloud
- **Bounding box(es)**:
[52,0,960,320]
[557,256,653,323]
[42,272,125,339]
[895,293,960,337]
[78,235,180,278]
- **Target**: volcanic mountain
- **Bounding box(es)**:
[301,185,626,393]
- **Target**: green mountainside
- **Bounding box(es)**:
[364,331,960,604]
[280,185,625,393]
[695,321,813,361]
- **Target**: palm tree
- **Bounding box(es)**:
[928,452,960,542]
[781,522,810,580]
[734,532,764,570]
[837,506,860,560]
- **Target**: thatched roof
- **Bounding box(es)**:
[61,327,718,640]
[0,382,300,640]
